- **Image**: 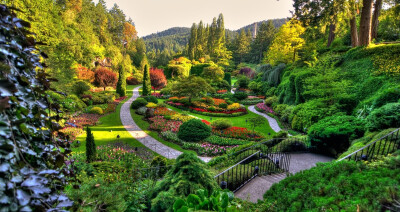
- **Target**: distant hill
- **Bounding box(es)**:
[143,18,287,53]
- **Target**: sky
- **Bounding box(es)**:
[96,0,293,37]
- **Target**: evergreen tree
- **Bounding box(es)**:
[224,72,232,86]
[237,29,251,63]
[86,127,96,163]
[142,64,151,96]
[252,21,276,63]
[188,23,197,60]
[116,66,126,97]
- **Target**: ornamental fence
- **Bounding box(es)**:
[338,128,400,162]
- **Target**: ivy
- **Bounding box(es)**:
[0,4,72,211]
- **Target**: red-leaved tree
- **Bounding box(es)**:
[150,68,167,93]
[94,67,117,91]
[239,67,255,79]
[75,64,95,82]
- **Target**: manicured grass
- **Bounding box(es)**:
[74,85,144,152]
[160,99,276,138]
[130,108,197,155]
[231,77,238,86]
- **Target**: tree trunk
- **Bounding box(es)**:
[327,23,336,47]
[359,0,374,46]
[350,17,359,47]
[371,0,383,40]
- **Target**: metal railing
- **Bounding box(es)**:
[213,137,306,192]
[338,128,400,162]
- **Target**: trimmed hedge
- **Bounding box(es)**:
[178,119,211,142]
[131,98,148,109]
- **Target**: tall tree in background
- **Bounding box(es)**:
[116,66,127,97]
[188,23,197,60]
[236,29,251,63]
[359,0,374,45]
[371,0,383,40]
[86,127,96,162]
[254,21,276,63]
[123,21,137,47]
[349,0,359,47]
[142,64,151,96]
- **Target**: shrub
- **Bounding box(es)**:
[94,67,118,90]
[85,127,96,162]
[202,96,215,105]
[146,102,158,108]
[219,103,228,109]
[90,107,103,115]
[145,108,155,118]
[74,80,91,95]
[366,103,400,131]
[272,131,289,138]
[178,119,211,142]
[150,153,218,212]
[227,103,240,110]
[131,98,148,109]
[208,106,216,111]
[236,75,250,88]
[135,107,147,115]
[233,92,248,100]
[265,96,278,106]
[239,67,255,79]
[171,113,194,122]
[308,115,366,156]
[144,95,158,104]
[211,119,232,130]
[372,87,400,107]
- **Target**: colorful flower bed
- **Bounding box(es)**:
[256,102,275,114]
[154,107,177,116]
[217,90,228,94]
[212,126,263,141]
[240,98,263,105]
[59,126,84,141]
[205,135,250,146]
[66,113,102,128]
[166,101,247,117]
[200,143,238,156]
[148,116,182,132]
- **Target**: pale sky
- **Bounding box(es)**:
[96,0,293,37]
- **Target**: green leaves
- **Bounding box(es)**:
[173,189,239,212]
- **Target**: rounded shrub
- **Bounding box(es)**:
[135,106,147,115]
[145,108,155,118]
[219,103,228,109]
[131,98,147,109]
[178,119,211,142]
[211,119,232,130]
[144,95,158,104]
[308,114,366,156]
[73,81,91,95]
[233,92,248,100]
[366,103,400,131]
[90,107,103,115]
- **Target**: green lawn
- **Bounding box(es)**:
[231,77,238,87]
[73,85,144,152]
[131,108,197,155]
[160,99,276,138]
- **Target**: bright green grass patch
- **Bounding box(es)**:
[231,77,238,86]
[130,108,197,155]
[74,85,144,152]
[160,99,276,138]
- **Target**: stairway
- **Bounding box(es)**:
[234,173,287,203]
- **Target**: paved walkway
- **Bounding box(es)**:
[235,153,333,203]
[120,86,212,162]
[248,105,282,133]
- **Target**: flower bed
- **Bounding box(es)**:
[59,126,84,141]
[217,90,228,94]
[205,135,250,146]
[240,98,263,105]
[67,113,102,128]
[166,101,247,117]
[212,126,263,141]
[148,116,182,132]
[255,102,275,114]
[154,107,177,116]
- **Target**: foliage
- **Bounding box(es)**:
[116,68,127,97]
[248,116,265,134]
[178,119,212,142]
[202,65,225,82]
[85,127,96,162]
[150,67,167,91]
[211,119,233,130]
[171,113,195,122]
[170,75,215,102]
[94,67,118,90]
[308,115,366,156]
[233,92,248,100]
[213,127,264,141]
[235,75,250,89]
[144,95,158,104]
[142,65,152,96]
[146,102,158,108]
[149,116,182,132]
[173,189,240,212]
[0,5,72,210]
[366,103,400,131]
[239,67,255,79]
[259,157,400,211]
[227,103,241,110]
[126,76,140,85]
[90,106,104,115]
[136,106,148,115]
[262,63,286,86]
[131,98,148,109]
[265,19,305,65]
[74,80,91,95]
[224,72,232,86]
[240,98,263,105]
[150,153,218,212]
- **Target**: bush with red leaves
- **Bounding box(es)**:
[93,67,117,90]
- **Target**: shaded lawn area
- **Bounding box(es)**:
[130,108,197,155]
[231,77,238,86]
[160,99,276,138]
[73,85,144,152]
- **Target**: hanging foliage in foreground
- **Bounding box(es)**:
[0,4,72,211]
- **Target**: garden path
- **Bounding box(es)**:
[235,153,334,203]
[248,105,282,133]
[120,86,212,162]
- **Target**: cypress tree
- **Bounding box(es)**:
[224,72,232,86]
[142,64,151,96]
[86,127,96,162]
[116,66,126,97]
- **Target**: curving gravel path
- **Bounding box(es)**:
[248,105,282,133]
[120,86,212,162]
